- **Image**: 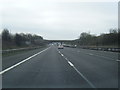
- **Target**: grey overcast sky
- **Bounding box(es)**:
[0,0,118,40]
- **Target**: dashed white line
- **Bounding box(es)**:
[61,54,64,57]
[65,57,68,61]
[78,51,115,61]
[68,61,74,67]
[0,47,50,75]
[57,50,96,88]
[73,66,96,88]
[88,53,94,55]
[92,54,115,61]
[58,51,61,54]
[116,59,120,62]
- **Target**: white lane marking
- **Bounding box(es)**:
[116,59,120,62]
[57,50,69,61]
[92,54,115,61]
[0,47,50,75]
[88,53,94,55]
[61,54,64,57]
[65,57,68,61]
[68,61,74,67]
[73,66,96,88]
[78,50,116,61]
[58,51,61,54]
[57,50,96,88]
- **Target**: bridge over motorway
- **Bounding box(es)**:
[44,40,77,44]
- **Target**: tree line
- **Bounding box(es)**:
[74,29,120,48]
[1,28,119,49]
[1,28,47,49]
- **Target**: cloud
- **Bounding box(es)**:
[0,0,118,40]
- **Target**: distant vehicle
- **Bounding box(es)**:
[72,45,77,48]
[63,44,77,48]
[58,45,64,49]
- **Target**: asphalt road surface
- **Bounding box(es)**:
[2,45,119,88]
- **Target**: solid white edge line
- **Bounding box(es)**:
[0,47,50,75]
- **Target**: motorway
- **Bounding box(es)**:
[2,45,119,88]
